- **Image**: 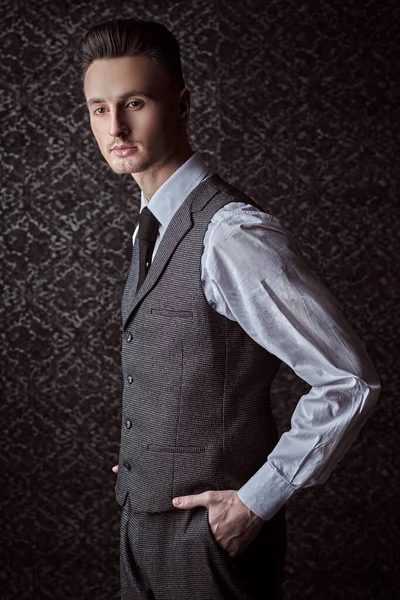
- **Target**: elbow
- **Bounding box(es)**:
[371,375,382,393]
[357,359,382,397]
[366,366,382,394]
[359,370,382,411]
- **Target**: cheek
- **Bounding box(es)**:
[91,121,107,146]
[90,120,99,137]
[141,109,175,142]
[138,111,160,133]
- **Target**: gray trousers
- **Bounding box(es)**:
[119,493,287,599]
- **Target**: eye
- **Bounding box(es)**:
[92,100,141,115]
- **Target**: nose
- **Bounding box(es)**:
[108,107,130,138]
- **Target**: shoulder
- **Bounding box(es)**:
[210,200,283,229]
[206,175,288,232]
[203,175,304,256]
[206,199,303,257]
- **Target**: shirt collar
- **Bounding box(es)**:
[139,150,214,229]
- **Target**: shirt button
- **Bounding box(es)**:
[125,332,133,343]
[125,419,132,429]
[127,375,134,384]
[123,461,131,472]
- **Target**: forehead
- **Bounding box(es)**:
[84,55,168,101]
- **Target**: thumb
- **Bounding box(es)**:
[112,465,118,473]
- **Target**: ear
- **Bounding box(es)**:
[178,88,191,121]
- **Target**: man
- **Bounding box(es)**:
[80,17,381,600]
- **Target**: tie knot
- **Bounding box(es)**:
[138,206,160,242]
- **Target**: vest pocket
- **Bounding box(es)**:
[150,307,193,318]
[146,443,205,453]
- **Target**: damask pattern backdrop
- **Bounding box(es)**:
[1,0,399,598]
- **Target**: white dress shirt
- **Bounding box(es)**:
[130,150,381,521]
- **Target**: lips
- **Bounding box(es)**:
[111,146,138,157]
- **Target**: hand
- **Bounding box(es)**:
[172,490,265,557]
[112,465,118,473]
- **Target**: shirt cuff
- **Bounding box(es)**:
[236,460,298,521]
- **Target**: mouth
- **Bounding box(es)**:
[111,146,138,157]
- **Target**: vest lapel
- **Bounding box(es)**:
[121,233,140,327]
[122,174,222,331]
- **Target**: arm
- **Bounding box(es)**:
[201,205,381,520]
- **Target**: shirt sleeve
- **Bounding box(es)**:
[201,205,382,521]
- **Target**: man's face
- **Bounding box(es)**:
[84,55,184,175]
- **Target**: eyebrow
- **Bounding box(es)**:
[86,89,155,106]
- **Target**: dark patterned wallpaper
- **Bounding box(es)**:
[1,0,399,598]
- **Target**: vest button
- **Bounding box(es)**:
[125,332,133,343]
[123,461,131,471]
[127,375,134,384]
[125,419,132,429]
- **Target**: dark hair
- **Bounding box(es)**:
[79,18,185,91]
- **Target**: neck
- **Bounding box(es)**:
[132,138,195,203]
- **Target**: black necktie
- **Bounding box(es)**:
[136,206,160,293]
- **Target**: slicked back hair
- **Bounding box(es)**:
[79,18,185,92]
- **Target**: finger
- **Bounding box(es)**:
[172,491,210,508]
[112,465,118,473]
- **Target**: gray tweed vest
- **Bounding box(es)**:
[115,173,282,512]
